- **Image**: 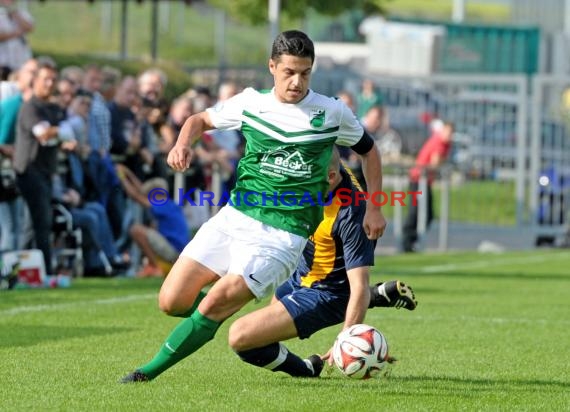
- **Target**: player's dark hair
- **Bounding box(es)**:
[271,30,315,63]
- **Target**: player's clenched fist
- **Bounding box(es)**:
[167,144,193,172]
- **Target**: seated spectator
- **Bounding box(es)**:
[137,67,167,106]
[161,95,193,154]
[52,173,129,275]
[100,65,121,103]
[109,76,147,177]
[116,164,190,277]
[60,65,84,89]
[54,76,79,111]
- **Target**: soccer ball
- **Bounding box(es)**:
[332,324,389,379]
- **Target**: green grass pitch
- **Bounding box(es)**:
[1,250,569,411]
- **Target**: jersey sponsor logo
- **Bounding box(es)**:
[309,108,325,128]
[260,148,312,178]
[248,273,262,285]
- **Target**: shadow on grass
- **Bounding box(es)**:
[272,373,570,391]
[389,375,570,389]
[0,324,133,348]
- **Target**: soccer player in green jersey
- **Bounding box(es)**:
[122,30,386,382]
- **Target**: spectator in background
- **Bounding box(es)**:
[55,76,79,111]
[185,85,212,113]
[0,58,36,252]
[14,57,77,276]
[162,95,193,154]
[60,65,84,90]
[336,90,357,114]
[162,94,207,211]
[137,68,167,105]
[100,65,122,103]
[402,119,453,252]
[109,76,147,178]
[198,81,243,193]
[0,0,34,73]
[335,90,358,163]
[361,105,385,137]
[356,78,383,119]
[54,93,129,274]
[132,95,168,180]
[82,64,111,155]
[363,105,402,164]
[116,164,190,278]
[208,82,242,157]
[82,63,124,238]
[0,58,37,143]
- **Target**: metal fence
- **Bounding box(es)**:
[530,75,570,244]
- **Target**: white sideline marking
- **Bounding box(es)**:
[419,252,568,273]
[0,293,156,316]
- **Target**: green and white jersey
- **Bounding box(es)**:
[206,87,364,238]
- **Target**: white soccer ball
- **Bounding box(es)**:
[332,324,389,379]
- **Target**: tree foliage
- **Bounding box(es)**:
[207,0,389,25]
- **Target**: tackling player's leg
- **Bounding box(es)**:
[229,298,323,378]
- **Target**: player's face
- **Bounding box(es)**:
[269,54,313,104]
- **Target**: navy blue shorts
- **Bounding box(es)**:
[275,278,349,339]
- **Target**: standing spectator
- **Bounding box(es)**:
[0,58,37,143]
[356,79,383,119]
[13,57,76,276]
[402,119,453,252]
[0,0,33,73]
[0,58,36,251]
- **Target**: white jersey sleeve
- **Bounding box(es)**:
[334,100,365,147]
[206,88,254,131]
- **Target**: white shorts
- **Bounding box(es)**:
[180,206,307,299]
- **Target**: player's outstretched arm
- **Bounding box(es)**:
[168,111,214,172]
[323,266,370,366]
[359,144,387,240]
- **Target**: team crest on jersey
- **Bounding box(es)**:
[260,148,312,178]
[309,109,325,128]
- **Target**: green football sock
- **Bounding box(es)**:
[173,291,207,318]
[139,311,220,379]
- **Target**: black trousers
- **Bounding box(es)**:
[16,167,54,274]
[402,181,433,251]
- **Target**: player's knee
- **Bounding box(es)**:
[158,299,177,316]
[158,291,183,316]
[228,320,249,351]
